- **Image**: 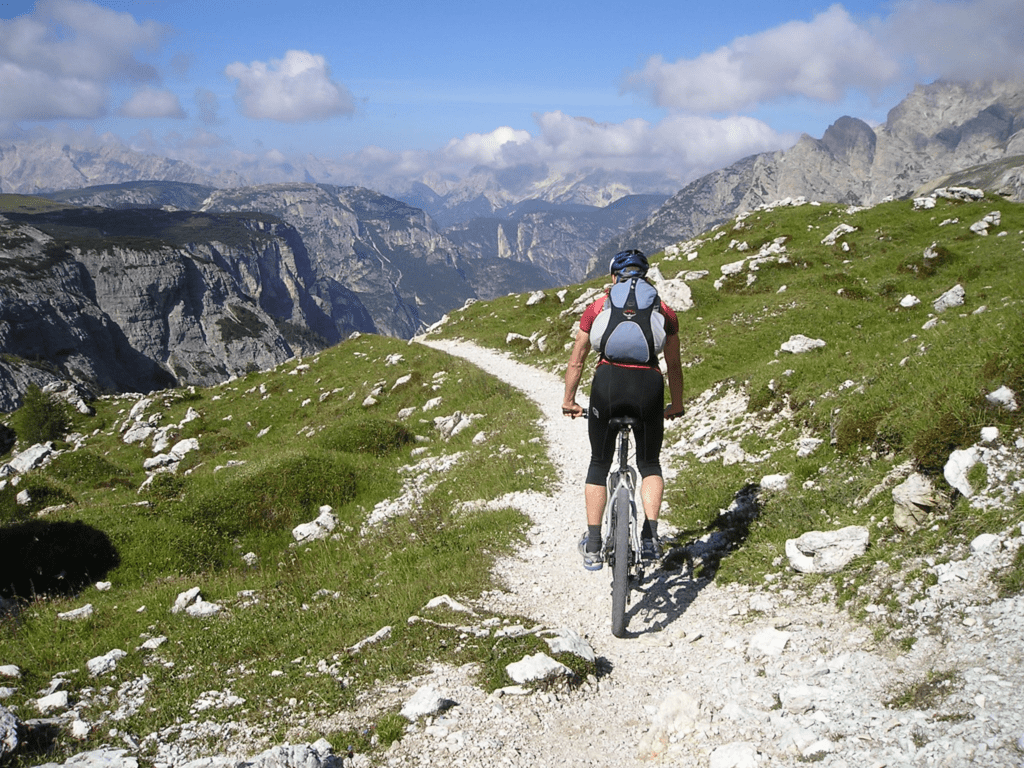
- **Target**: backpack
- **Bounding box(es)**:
[589,276,667,366]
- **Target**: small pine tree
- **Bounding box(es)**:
[12,384,72,445]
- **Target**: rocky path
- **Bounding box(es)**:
[390,339,1024,768]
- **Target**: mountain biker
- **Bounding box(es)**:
[561,249,684,570]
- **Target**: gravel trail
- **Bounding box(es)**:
[392,338,1024,768]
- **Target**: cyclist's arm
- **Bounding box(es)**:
[562,329,591,417]
[663,332,684,419]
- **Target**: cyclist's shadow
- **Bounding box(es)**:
[621,482,761,638]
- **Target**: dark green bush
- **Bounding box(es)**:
[10,384,72,445]
[835,411,881,454]
[184,449,359,536]
[911,409,977,476]
[317,417,414,457]
[47,450,131,489]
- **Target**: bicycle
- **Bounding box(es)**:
[588,414,646,638]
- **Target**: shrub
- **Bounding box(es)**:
[835,411,881,454]
[184,449,359,537]
[911,409,977,476]
[47,450,131,489]
[10,384,72,445]
[0,477,75,523]
[318,417,414,457]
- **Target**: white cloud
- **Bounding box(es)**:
[443,126,532,165]
[884,0,1024,81]
[625,5,900,113]
[225,50,355,123]
[117,87,185,119]
[0,0,167,121]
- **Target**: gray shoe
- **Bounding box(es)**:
[641,536,663,560]
[578,533,603,571]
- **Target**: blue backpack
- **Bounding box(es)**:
[589,277,666,366]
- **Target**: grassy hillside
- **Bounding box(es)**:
[0,334,557,764]
[426,192,1024,632]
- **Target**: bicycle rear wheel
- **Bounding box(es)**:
[610,482,631,638]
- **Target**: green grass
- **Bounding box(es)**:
[0,333,557,765]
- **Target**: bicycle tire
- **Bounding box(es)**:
[610,482,631,638]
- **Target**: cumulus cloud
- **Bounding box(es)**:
[443,126,532,165]
[884,0,1024,81]
[225,50,355,122]
[0,0,167,121]
[625,5,899,113]
[117,87,185,119]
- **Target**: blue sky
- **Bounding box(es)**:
[2,0,1023,191]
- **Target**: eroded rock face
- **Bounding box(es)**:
[0,211,370,410]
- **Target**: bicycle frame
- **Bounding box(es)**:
[602,416,644,637]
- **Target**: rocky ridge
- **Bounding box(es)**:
[0,208,372,411]
[598,78,1024,270]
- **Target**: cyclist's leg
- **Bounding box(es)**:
[582,366,615,557]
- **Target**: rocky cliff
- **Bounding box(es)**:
[598,79,1024,267]
[0,204,370,410]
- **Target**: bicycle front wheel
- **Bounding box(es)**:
[610,483,631,638]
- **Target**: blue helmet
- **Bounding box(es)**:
[609,249,648,278]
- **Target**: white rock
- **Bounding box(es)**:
[709,741,760,768]
[292,506,338,543]
[933,284,965,313]
[36,691,69,714]
[780,334,826,354]
[637,690,700,758]
[899,294,920,308]
[970,533,1001,554]
[525,290,546,306]
[58,604,94,621]
[761,473,790,493]
[747,627,791,658]
[348,626,392,653]
[185,599,222,618]
[944,447,979,497]
[541,628,595,663]
[401,685,447,721]
[8,442,54,474]
[87,649,127,677]
[505,653,571,684]
[980,427,999,443]
[985,385,1018,411]
[786,526,869,573]
[172,587,202,614]
[423,595,473,614]
[795,438,823,458]
[0,667,20,679]
[70,719,90,740]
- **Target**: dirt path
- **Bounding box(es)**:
[380,338,1024,768]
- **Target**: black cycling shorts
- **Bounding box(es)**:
[586,363,664,485]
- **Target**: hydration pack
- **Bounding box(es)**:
[589,277,666,366]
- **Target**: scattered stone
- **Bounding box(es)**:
[36,691,69,714]
[944,447,979,497]
[933,283,965,312]
[87,649,127,677]
[58,604,94,622]
[786,526,869,573]
[401,685,448,721]
[291,506,337,543]
[780,334,826,354]
[892,472,938,531]
[505,653,571,684]
[172,587,202,614]
[986,385,1018,411]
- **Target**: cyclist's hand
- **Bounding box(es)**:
[664,403,684,420]
[562,402,584,419]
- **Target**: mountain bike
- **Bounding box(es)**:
[601,415,646,638]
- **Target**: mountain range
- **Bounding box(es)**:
[1,78,1023,409]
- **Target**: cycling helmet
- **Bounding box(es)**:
[609,249,648,278]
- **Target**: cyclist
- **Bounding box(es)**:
[562,249,684,570]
